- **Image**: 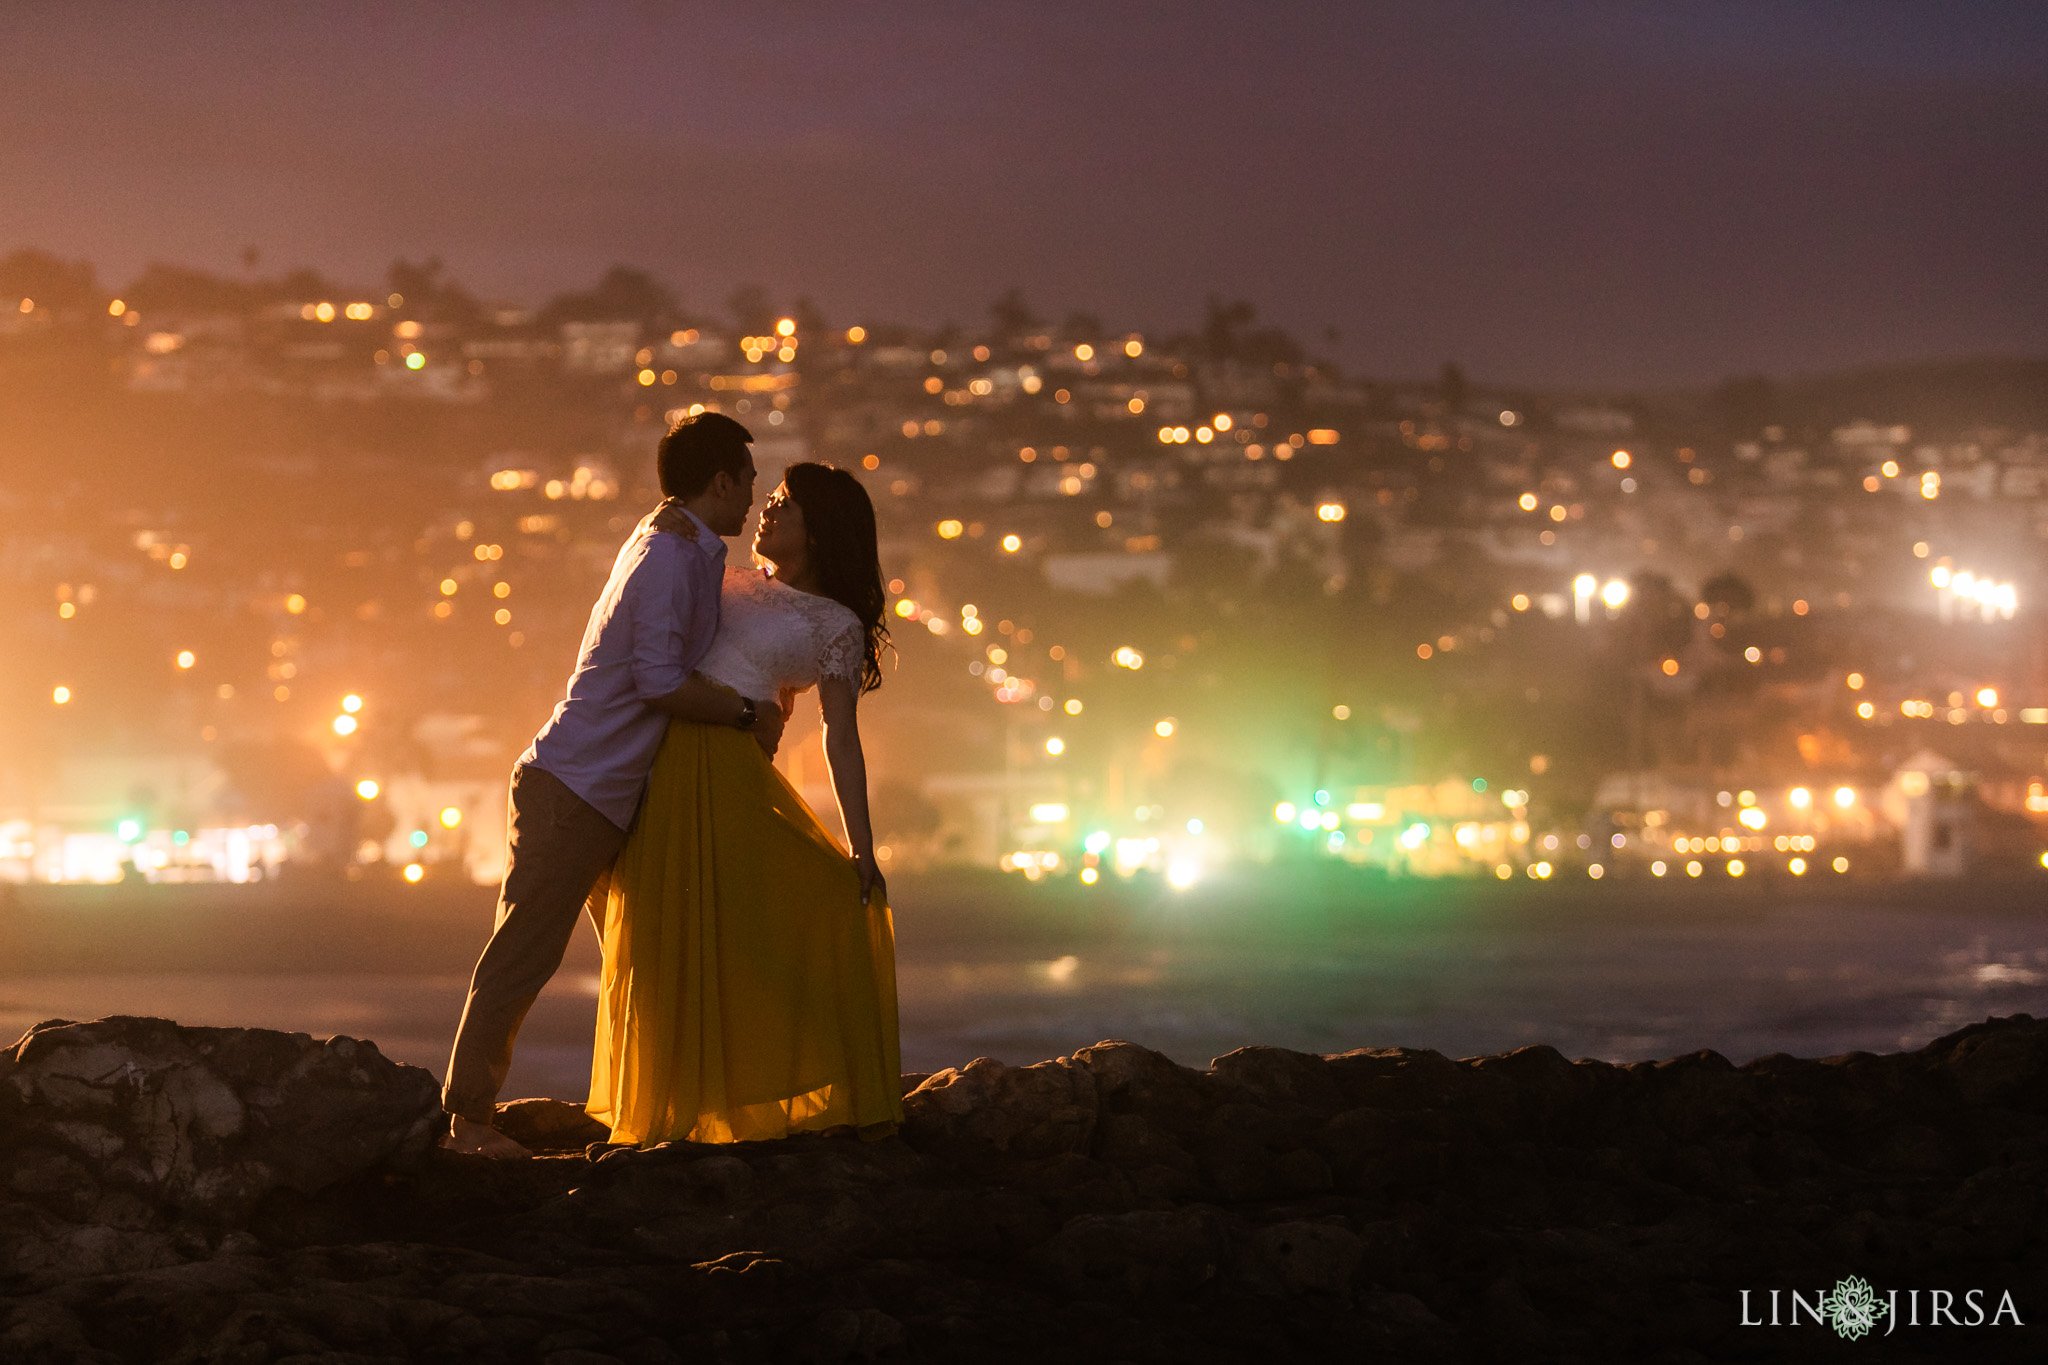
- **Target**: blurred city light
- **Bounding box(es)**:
[1572,575,1596,623]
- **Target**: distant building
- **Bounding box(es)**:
[1553,407,1635,435]
[1041,550,1172,595]
[560,321,639,374]
[1888,752,2043,876]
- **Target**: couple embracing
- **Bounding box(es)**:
[441,412,903,1158]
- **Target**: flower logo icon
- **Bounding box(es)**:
[1820,1276,1888,1341]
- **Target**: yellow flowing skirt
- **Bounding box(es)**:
[586,718,905,1145]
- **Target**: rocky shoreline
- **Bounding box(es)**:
[4,1013,2046,1363]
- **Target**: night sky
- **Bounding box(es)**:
[3,2,2043,387]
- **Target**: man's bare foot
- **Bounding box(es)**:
[441,1113,533,1159]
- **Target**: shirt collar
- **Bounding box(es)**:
[677,506,728,561]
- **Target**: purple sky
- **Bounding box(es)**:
[3,2,2043,386]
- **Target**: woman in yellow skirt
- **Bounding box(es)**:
[587,463,904,1145]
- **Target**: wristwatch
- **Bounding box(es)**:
[735,696,757,729]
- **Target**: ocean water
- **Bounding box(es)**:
[3,900,2045,1104]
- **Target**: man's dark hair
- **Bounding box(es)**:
[657,411,754,497]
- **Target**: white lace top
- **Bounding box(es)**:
[693,565,867,702]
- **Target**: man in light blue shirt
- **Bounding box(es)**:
[521,497,730,828]
[444,413,783,1157]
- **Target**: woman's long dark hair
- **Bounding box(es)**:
[783,461,891,693]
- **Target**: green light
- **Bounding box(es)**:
[1313,790,1330,807]
[410,830,429,848]
[172,830,189,846]
[116,818,142,843]
[1083,830,1112,855]
[1471,778,1488,793]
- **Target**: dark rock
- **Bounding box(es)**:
[1321,1044,1468,1111]
[1935,1013,2048,1110]
[1072,1039,1210,1123]
[8,1010,2048,1361]
[1352,1217,1417,1284]
[1025,1205,1233,1297]
[1465,1043,1595,1133]
[1096,1111,1198,1175]
[1210,1044,1345,1112]
[1478,1272,1553,1345]
[804,1306,901,1363]
[496,1098,611,1152]
[1232,1218,1362,1296]
[1272,1146,1334,1194]
[1195,1132,1276,1201]
[900,1055,1096,1161]
[0,1016,440,1286]
[682,1153,754,1203]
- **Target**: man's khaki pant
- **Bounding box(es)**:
[443,762,629,1124]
